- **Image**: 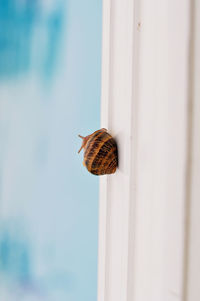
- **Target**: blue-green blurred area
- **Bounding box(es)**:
[0,0,102,300]
[0,0,64,80]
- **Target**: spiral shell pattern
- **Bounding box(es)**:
[78,129,118,175]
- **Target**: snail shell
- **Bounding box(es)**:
[78,128,118,175]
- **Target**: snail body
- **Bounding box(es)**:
[78,128,118,175]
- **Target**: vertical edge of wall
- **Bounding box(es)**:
[97,0,111,300]
[185,0,200,300]
[97,0,137,300]
[98,0,194,301]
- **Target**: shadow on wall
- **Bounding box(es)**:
[0,0,66,81]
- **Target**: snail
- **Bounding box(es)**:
[78,128,118,175]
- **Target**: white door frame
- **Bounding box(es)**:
[97,0,200,301]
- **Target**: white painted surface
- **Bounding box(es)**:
[98,0,136,300]
[132,1,190,300]
[98,0,199,300]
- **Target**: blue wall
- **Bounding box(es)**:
[0,1,102,300]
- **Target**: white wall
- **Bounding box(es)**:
[98,0,200,300]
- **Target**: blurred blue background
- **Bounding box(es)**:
[0,0,102,300]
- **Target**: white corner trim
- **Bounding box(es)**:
[98,0,138,300]
[97,0,197,300]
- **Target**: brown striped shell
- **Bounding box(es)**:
[78,128,118,175]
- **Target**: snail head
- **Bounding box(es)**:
[78,128,107,154]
